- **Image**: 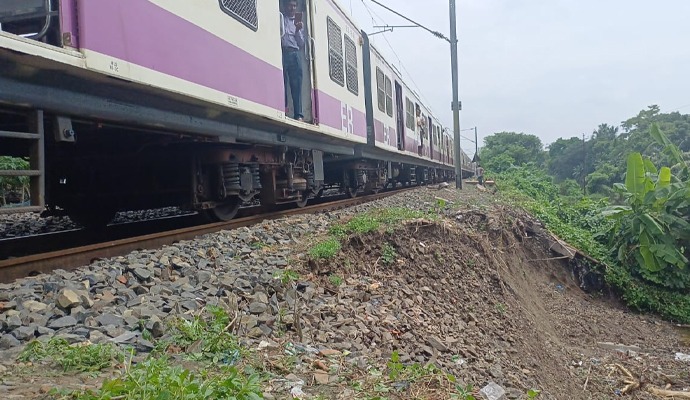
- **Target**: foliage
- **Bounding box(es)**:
[171,305,245,364]
[18,338,123,373]
[381,244,397,265]
[328,274,343,286]
[479,132,545,171]
[0,156,30,205]
[603,125,690,289]
[491,163,690,323]
[72,357,263,400]
[309,237,341,259]
[273,268,299,284]
[330,207,428,238]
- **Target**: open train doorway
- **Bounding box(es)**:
[280,0,314,123]
[394,81,405,150]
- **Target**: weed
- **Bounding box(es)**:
[250,241,266,250]
[452,383,477,400]
[328,224,348,239]
[72,357,263,400]
[309,237,341,259]
[18,338,123,373]
[274,268,299,284]
[172,305,244,364]
[495,302,507,315]
[434,250,443,263]
[345,215,380,234]
[329,274,344,286]
[381,244,397,265]
[527,388,541,398]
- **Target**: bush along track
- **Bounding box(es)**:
[491,124,690,323]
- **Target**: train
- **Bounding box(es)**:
[0,0,473,227]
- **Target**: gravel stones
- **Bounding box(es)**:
[56,289,82,309]
[48,316,78,329]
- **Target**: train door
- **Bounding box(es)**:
[282,0,315,123]
[395,81,405,150]
[428,117,433,158]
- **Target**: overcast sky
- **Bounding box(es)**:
[343,0,690,153]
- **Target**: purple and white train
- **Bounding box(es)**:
[0,0,472,225]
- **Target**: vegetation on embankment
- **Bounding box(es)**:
[482,116,690,323]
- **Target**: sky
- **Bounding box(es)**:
[342,0,690,154]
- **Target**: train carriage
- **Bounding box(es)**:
[0,0,464,225]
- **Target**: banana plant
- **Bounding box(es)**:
[603,125,690,289]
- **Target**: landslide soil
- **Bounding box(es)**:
[302,188,690,399]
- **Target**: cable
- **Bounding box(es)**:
[359,0,434,109]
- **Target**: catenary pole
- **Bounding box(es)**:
[450,0,463,189]
[474,126,478,160]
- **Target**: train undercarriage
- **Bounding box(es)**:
[1,107,452,228]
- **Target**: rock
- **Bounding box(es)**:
[489,364,504,379]
[89,330,109,344]
[313,372,330,385]
[11,326,35,341]
[0,334,21,349]
[6,315,21,331]
[96,313,124,327]
[22,300,48,313]
[48,316,78,329]
[249,302,268,314]
[597,342,643,353]
[427,336,449,352]
[57,289,82,309]
[133,267,152,281]
[479,382,506,400]
[111,332,137,344]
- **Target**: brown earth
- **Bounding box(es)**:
[294,198,690,399]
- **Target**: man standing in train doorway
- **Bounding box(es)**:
[280,0,305,122]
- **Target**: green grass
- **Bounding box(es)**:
[72,357,263,400]
[18,338,123,373]
[273,268,299,284]
[309,237,342,260]
[329,207,430,238]
[328,274,344,286]
[171,305,245,364]
[381,244,397,265]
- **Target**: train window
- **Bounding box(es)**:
[376,68,385,112]
[327,17,344,86]
[219,0,258,31]
[385,77,393,117]
[405,97,414,129]
[344,35,358,95]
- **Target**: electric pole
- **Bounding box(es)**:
[582,133,587,195]
[369,0,463,189]
[450,0,463,189]
[474,126,478,161]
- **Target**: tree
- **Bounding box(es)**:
[479,132,545,172]
[547,137,586,182]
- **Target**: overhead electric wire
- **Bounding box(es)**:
[359,0,434,110]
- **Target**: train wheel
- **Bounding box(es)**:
[204,197,242,222]
[345,186,358,198]
[295,191,310,208]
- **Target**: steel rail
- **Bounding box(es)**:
[0,188,415,283]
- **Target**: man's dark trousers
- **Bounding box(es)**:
[283,49,303,120]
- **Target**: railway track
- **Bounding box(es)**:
[0,188,415,283]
